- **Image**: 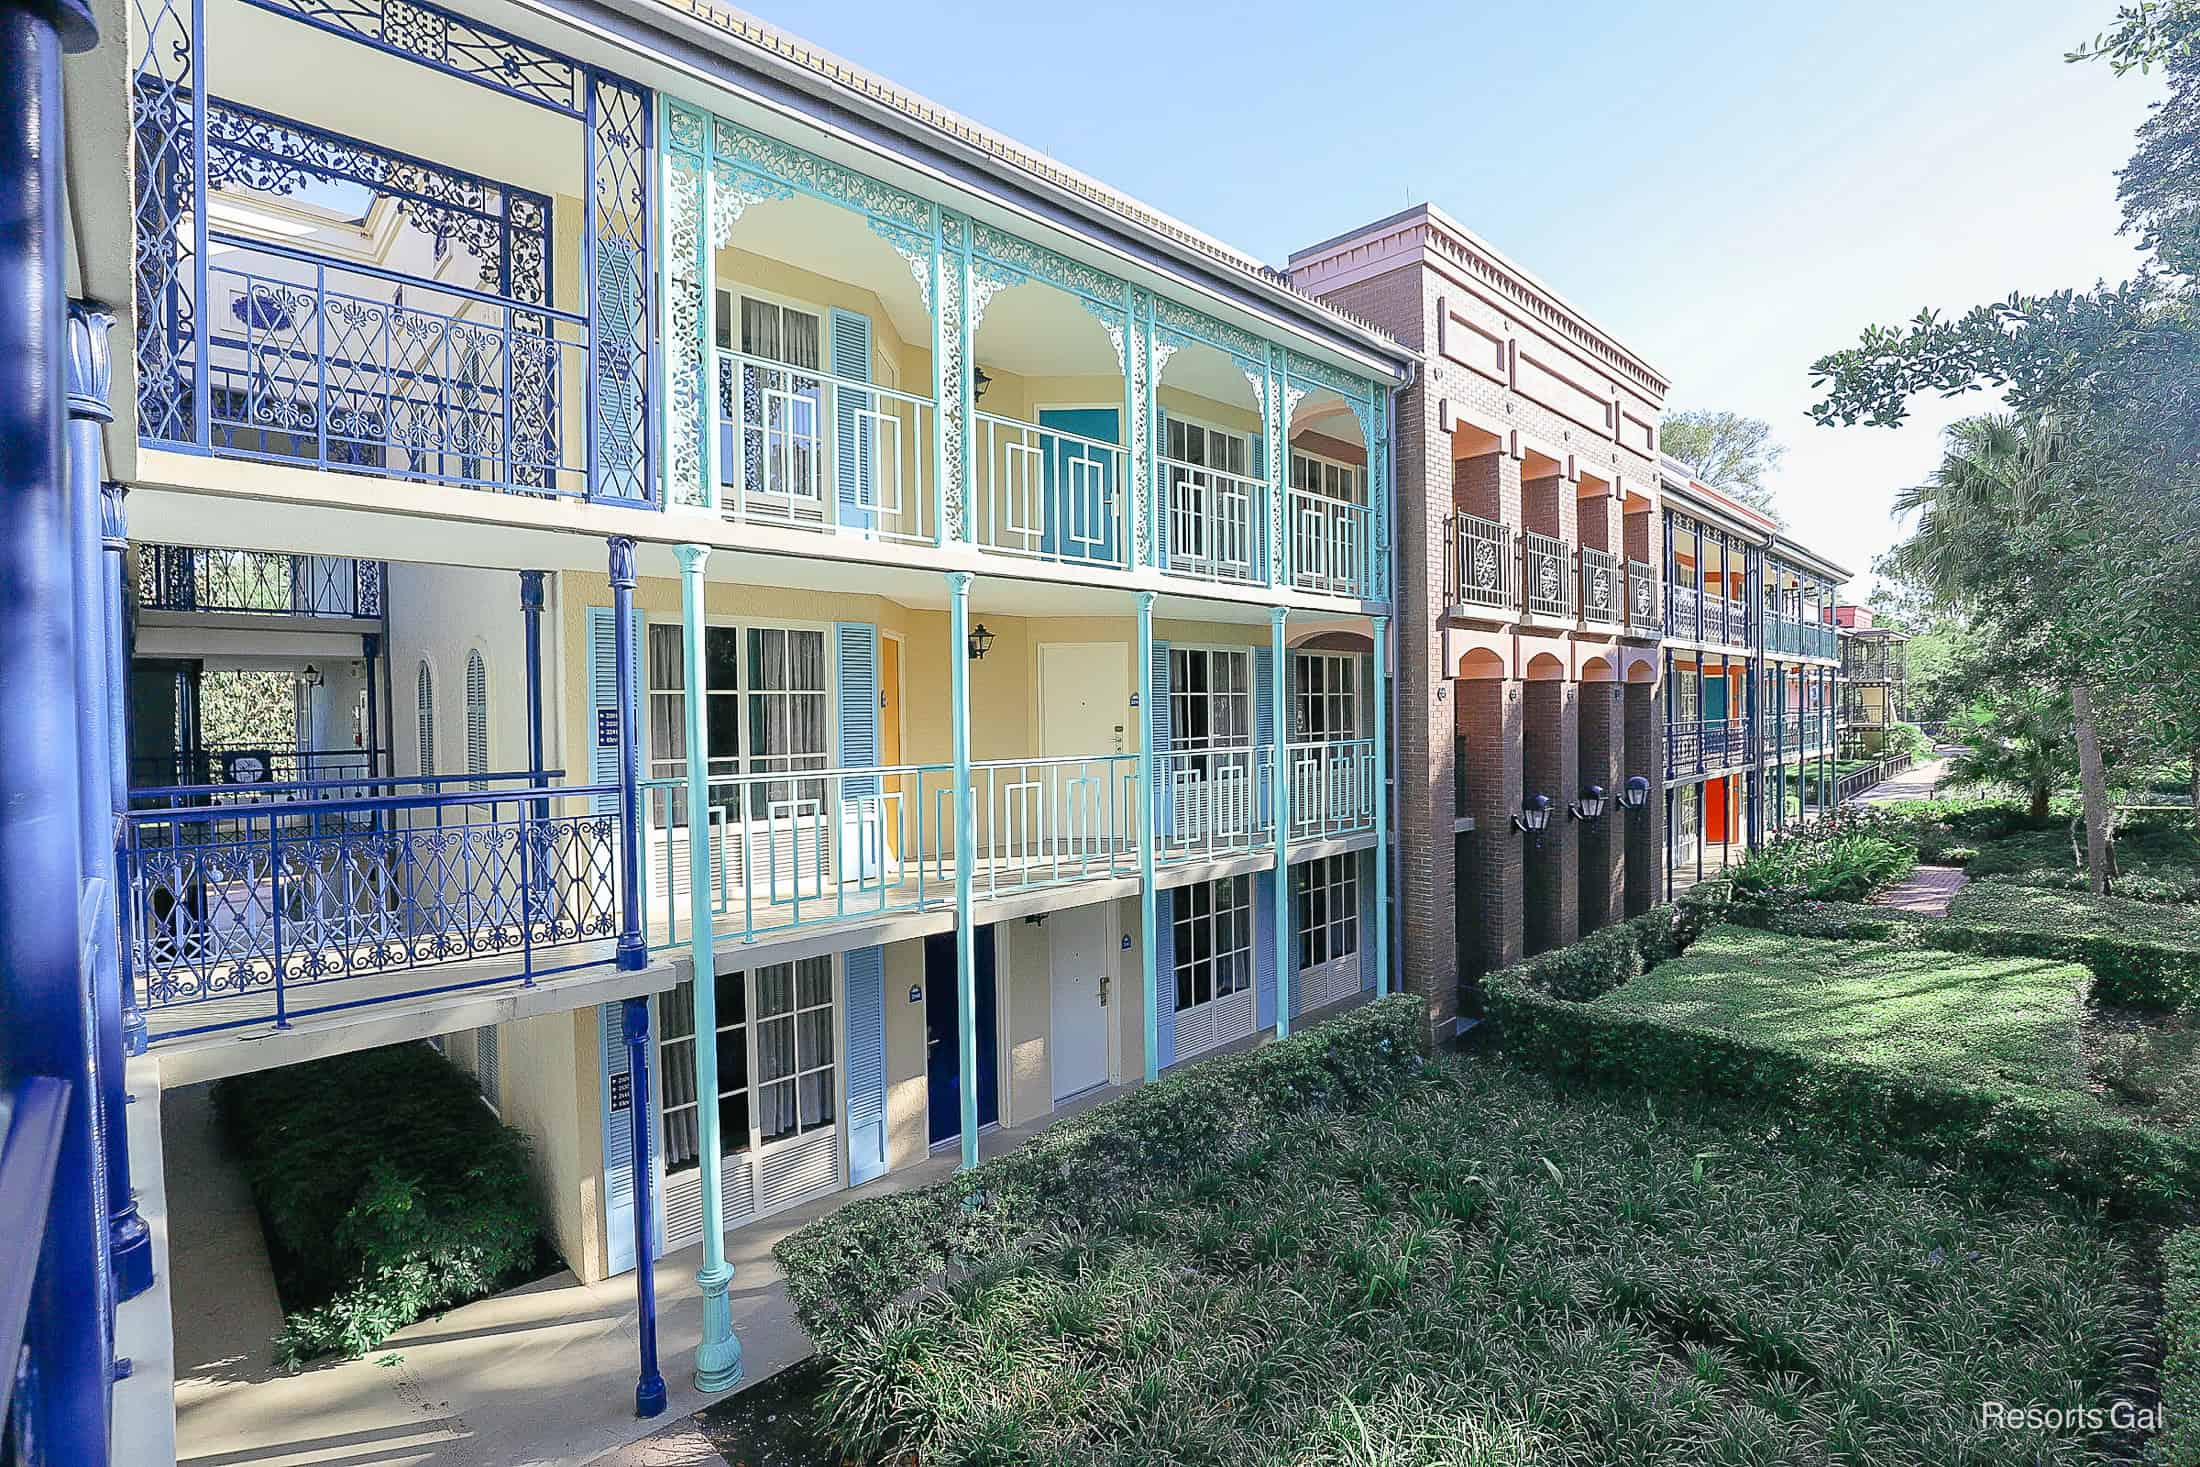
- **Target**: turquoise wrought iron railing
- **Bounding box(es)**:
[1161,456,1266,586]
[1286,487,1372,598]
[121,772,621,1040]
[1285,739,1377,841]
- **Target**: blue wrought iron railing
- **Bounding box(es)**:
[193,235,589,495]
[0,1078,69,1467]
[136,544,384,617]
[1666,717,1755,775]
[128,745,388,795]
[121,773,621,1040]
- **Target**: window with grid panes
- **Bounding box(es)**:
[755,958,835,1143]
[657,968,749,1174]
[721,294,824,502]
[1173,875,1252,1012]
[1294,854,1360,973]
[643,624,826,824]
[1290,449,1360,502]
[1166,419,1252,564]
[1169,647,1250,752]
[1292,652,1360,742]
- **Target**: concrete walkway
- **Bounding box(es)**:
[1859,756,1948,805]
[1875,865,1970,915]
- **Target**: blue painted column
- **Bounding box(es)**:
[609,537,646,972]
[946,570,978,1168]
[1,0,114,1456]
[622,994,668,1418]
[676,543,742,1393]
[520,570,547,777]
[1134,589,1158,1082]
[1372,615,1390,997]
[1269,607,1291,1038]
[100,481,145,1057]
[66,301,152,1304]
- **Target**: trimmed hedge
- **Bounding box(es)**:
[1496,880,1735,1003]
[1488,938,2200,1223]
[1733,892,2200,1012]
[2159,1230,2200,1465]
[774,992,1431,1358]
[214,1042,545,1367]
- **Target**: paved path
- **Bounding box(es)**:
[1875,864,1970,915]
[1860,756,1948,805]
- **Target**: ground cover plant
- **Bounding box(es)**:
[803,1059,2155,1466]
[1731,821,1915,904]
[213,1041,549,1366]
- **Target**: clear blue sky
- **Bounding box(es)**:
[766,0,2161,595]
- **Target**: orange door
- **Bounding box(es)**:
[1704,776,1729,843]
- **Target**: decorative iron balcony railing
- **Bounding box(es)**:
[1452,512,1516,611]
[195,238,590,495]
[137,545,385,618]
[1158,745,1271,862]
[1161,458,1268,587]
[129,745,389,794]
[1285,739,1378,841]
[1667,582,1701,638]
[1665,717,1754,775]
[975,414,1131,571]
[1521,531,1572,619]
[1287,488,1372,599]
[123,773,621,1041]
[1579,547,1621,627]
[1626,559,1660,636]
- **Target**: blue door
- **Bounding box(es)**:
[1703,673,1729,758]
[1038,408,1120,565]
[924,927,998,1145]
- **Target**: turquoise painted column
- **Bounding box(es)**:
[1269,606,1291,1038]
[676,544,742,1394]
[947,570,979,1167]
[1135,589,1159,1082]
[1372,615,1390,997]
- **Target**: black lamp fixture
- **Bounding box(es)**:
[298,663,326,689]
[1512,792,1553,834]
[1619,775,1651,811]
[966,623,995,662]
[973,365,993,401]
[1569,784,1608,821]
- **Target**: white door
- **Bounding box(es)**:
[1048,902,1111,1100]
[1039,643,1130,859]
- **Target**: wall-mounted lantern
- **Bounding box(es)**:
[1512,792,1553,834]
[1619,775,1651,811]
[1569,784,1608,821]
[298,663,326,689]
[967,623,996,662]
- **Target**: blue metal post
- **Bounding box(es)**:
[946,570,978,1168]
[622,995,667,1418]
[1372,616,1390,998]
[676,543,741,1392]
[609,537,646,971]
[100,481,145,1057]
[66,302,152,1304]
[1,0,114,1455]
[1134,589,1158,1082]
[1269,607,1290,1038]
[520,570,546,777]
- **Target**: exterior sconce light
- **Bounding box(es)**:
[966,623,996,662]
[1570,784,1608,821]
[1619,775,1651,810]
[298,663,326,688]
[973,366,994,401]
[1512,792,1553,834]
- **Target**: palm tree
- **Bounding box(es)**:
[1942,691,2071,820]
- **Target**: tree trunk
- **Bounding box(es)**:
[2189,742,2198,828]
[2030,783,2050,822]
[2069,681,2112,896]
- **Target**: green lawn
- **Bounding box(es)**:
[1593,925,2092,1101]
[807,1059,2151,1466]
[1958,819,2200,902]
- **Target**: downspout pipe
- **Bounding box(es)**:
[1384,366,1410,999]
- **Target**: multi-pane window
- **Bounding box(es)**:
[1173,875,1253,1013]
[755,958,835,1144]
[1292,653,1360,743]
[644,623,828,823]
[1289,450,1360,502]
[658,969,751,1175]
[1167,418,1250,478]
[1294,855,1360,973]
[1166,419,1254,571]
[1169,648,1251,751]
[721,293,825,504]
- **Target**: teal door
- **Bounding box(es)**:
[1038,408,1120,565]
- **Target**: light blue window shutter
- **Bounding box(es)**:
[476,1024,500,1108]
[844,945,887,1183]
[1253,646,1274,830]
[599,1003,637,1275]
[586,606,644,816]
[416,661,436,777]
[1148,640,1171,845]
[1360,847,1378,992]
[1155,886,1177,1069]
[465,650,489,791]
[835,623,879,881]
[1255,873,1277,1031]
[829,309,874,530]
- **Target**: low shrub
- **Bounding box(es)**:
[1492,881,1732,1002]
[775,992,1431,1358]
[1734,830,1915,904]
[2158,1230,2200,1465]
[214,1042,546,1367]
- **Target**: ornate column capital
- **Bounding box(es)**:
[99,480,128,550]
[519,568,546,611]
[671,543,711,575]
[606,536,637,589]
[65,300,115,424]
